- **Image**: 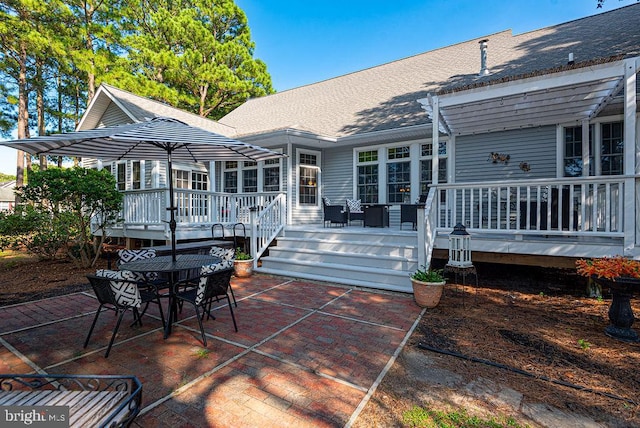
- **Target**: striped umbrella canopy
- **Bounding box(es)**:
[0,116,281,162]
[0,117,285,261]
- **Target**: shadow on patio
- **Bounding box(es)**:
[0,274,423,427]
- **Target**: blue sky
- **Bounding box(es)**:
[0,0,632,175]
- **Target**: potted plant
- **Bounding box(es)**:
[410,266,446,308]
[233,247,254,278]
[576,256,640,343]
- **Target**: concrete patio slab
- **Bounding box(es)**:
[0,274,423,427]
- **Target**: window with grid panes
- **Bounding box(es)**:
[263,158,280,191]
[357,150,379,203]
[564,125,593,177]
[419,142,447,195]
[132,161,141,189]
[116,163,126,191]
[224,161,238,193]
[387,146,410,203]
[243,161,258,192]
[298,152,318,205]
[601,122,623,175]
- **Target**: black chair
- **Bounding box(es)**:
[400,204,419,230]
[346,199,364,225]
[85,271,166,357]
[173,265,238,346]
[322,197,347,227]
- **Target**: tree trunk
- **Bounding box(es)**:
[37,57,47,170]
[15,42,29,203]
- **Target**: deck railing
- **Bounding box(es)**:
[433,176,626,236]
[119,189,283,227]
[250,193,287,266]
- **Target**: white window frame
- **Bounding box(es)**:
[354,139,448,204]
[297,149,321,208]
[559,115,624,177]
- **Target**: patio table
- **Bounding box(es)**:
[119,254,220,338]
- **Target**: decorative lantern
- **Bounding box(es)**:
[448,223,472,268]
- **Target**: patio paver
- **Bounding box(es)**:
[0,274,423,427]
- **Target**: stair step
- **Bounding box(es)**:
[258,257,413,293]
[274,237,417,258]
[267,247,417,270]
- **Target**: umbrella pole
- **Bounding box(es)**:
[167,150,178,262]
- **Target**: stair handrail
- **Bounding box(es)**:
[249,193,286,268]
[417,187,438,269]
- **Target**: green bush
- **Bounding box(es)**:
[1,167,123,266]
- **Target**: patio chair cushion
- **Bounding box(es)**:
[95,269,142,308]
[323,197,332,206]
[346,199,362,212]
[209,246,235,262]
[196,263,233,305]
[116,249,158,282]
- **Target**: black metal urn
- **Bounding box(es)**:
[593,276,639,343]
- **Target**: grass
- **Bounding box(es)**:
[193,348,211,359]
[402,406,527,428]
[0,250,37,268]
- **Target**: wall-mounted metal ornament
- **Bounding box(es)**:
[519,162,531,172]
[488,152,510,164]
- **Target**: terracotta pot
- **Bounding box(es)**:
[234,259,254,278]
[411,279,445,308]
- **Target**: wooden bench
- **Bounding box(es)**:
[0,374,142,428]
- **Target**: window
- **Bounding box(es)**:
[192,171,208,190]
[223,161,238,193]
[601,122,623,175]
[263,158,280,192]
[174,170,189,189]
[132,161,141,190]
[420,141,447,195]
[242,161,258,193]
[298,151,319,205]
[387,146,410,203]
[564,126,593,177]
[563,121,622,176]
[357,150,379,203]
[116,163,126,191]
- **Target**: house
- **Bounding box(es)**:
[83,4,640,292]
[0,181,15,212]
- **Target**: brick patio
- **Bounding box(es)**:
[0,274,423,427]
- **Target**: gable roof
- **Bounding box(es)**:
[78,84,237,136]
[218,4,640,139]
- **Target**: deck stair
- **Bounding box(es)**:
[257,226,418,293]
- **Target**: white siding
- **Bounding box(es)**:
[455,126,557,183]
[322,145,354,205]
[99,103,134,127]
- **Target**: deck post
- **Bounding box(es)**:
[624,58,638,254]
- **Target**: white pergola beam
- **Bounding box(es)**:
[436,60,627,108]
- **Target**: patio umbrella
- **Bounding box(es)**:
[0,117,285,261]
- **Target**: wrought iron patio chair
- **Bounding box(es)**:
[85,270,165,357]
[209,245,237,306]
[173,264,237,346]
[0,374,142,428]
[322,197,347,227]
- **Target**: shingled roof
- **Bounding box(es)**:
[219,4,640,139]
[80,84,237,136]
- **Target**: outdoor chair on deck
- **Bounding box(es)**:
[85,270,166,357]
[346,199,364,225]
[322,197,347,227]
[173,264,237,346]
[209,246,237,306]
